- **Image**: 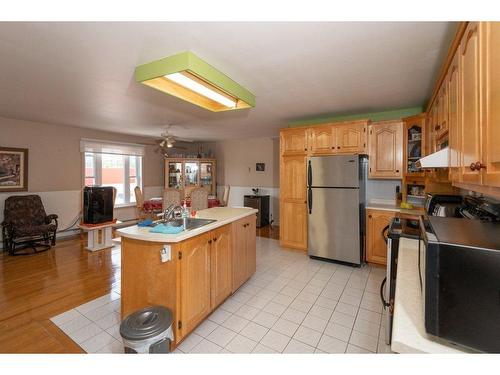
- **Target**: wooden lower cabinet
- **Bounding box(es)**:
[365,209,397,266]
[179,233,212,339]
[210,225,232,310]
[121,217,257,348]
[231,215,257,292]
[280,200,307,250]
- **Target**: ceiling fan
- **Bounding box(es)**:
[154,125,193,155]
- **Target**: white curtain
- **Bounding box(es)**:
[80,138,145,156]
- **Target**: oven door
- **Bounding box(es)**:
[380,224,392,345]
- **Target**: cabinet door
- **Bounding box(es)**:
[426,105,437,155]
[245,216,256,278]
[481,22,500,187]
[438,84,449,138]
[366,210,394,265]
[309,126,336,154]
[179,234,211,337]
[460,22,482,184]
[368,121,403,178]
[281,129,308,155]
[337,123,367,153]
[232,218,248,292]
[280,155,307,201]
[448,51,462,183]
[280,201,307,250]
[210,225,232,309]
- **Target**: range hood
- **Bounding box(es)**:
[416,147,450,168]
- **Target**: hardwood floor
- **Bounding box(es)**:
[0,225,277,353]
[0,236,121,353]
[256,225,279,240]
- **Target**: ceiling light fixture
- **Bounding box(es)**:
[164,72,237,109]
[135,51,255,112]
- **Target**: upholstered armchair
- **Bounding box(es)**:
[1,195,58,255]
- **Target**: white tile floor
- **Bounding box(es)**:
[51,237,393,354]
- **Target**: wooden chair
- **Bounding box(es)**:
[134,186,148,220]
[190,187,209,211]
[163,188,181,207]
[221,185,230,207]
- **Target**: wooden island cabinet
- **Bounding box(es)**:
[118,209,257,348]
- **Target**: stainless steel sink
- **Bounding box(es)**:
[154,218,216,231]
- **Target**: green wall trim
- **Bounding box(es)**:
[288,106,423,127]
[135,51,255,107]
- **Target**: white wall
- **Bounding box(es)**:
[217,185,280,225]
[366,179,401,203]
[214,137,280,225]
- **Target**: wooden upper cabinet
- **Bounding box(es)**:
[480,22,500,187]
[210,225,232,310]
[437,84,449,139]
[179,233,211,338]
[460,22,482,185]
[336,121,367,153]
[368,120,403,179]
[280,155,307,201]
[448,50,462,183]
[309,125,336,154]
[281,128,308,155]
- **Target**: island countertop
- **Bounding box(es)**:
[116,206,258,243]
[392,237,470,353]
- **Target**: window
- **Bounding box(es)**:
[81,139,144,206]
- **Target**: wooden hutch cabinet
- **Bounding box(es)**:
[164,157,217,196]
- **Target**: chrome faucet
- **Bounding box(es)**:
[162,204,183,222]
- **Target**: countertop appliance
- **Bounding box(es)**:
[307,155,367,265]
[420,216,500,352]
[243,195,270,228]
[382,217,421,345]
[424,193,463,217]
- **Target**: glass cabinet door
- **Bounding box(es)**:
[200,162,213,194]
[184,161,199,188]
[168,162,183,189]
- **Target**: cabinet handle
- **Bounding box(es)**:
[337,146,340,149]
[368,215,372,218]
[396,170,399,173]
[213,237,217,242]
[304,148,307,151]
[470,162,486,171]
[208,239,212,244]
[435,125,441,131]
[331,146,335,149]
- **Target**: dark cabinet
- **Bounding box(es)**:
[243,195,270,227]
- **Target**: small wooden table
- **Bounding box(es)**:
[79,221,121,252]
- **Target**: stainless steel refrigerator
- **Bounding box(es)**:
[307,155,367,265]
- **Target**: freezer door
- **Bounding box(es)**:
[308,155,359,188]
[308,187,361,264]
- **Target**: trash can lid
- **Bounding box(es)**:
[120,306,173,341]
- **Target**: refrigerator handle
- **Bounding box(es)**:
[307,160,312,187]
[308,188,312,214]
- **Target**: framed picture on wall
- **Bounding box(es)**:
[0,147,29,192]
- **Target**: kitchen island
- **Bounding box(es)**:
[116,207,258,348]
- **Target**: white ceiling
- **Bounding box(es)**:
[0,22,456,141]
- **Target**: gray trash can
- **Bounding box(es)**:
[120,306,174,353]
